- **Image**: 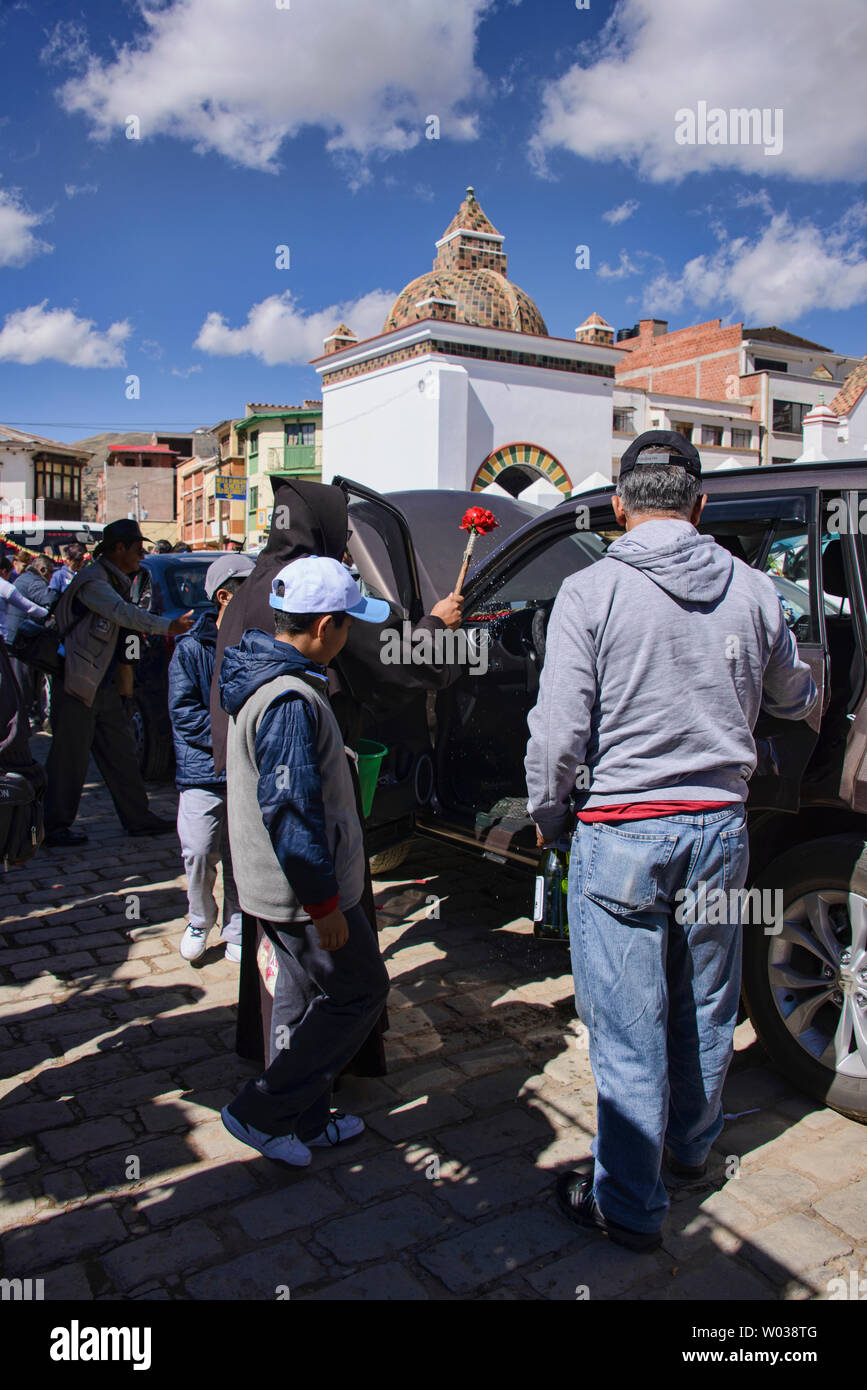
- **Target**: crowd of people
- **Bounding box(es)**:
[0,447,820,1251]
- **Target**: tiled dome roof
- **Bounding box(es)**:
[383,187,548,338]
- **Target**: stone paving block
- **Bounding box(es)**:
[664,1187,761,1260]
[12,953,95,980]
[41,1117,135,1163]
[660,1252,774,1302]
[2,1202,126,1273]
[78,1072,176,1118]
[15,1008,109,1041]
[136,1161,259,1226]
[187,1120,262,1164]
[438,1107,551,1162]
[332,1148,434,1204]
[0,1098,74,1142]
[0,1144,40,1180]
[184,1240,323,1300]
[0,1181,39,1230]
[127,1036,215,1070]
[740,1212,853,1285]
[431,1155,551,1222]
[35,1050,136,1097]
[455,1066,538,1111]
[782,1132,867,1187]
[233,1177,346,1239]
[0,1043,55,1080]
[527,1236,664,1300]
[0,944,50,965]
[390,1064,461,1098]
[303,1260,430,1301]
[365,1092,471,1143]
[725,1166,820,1222]
[85,1134,199,1191]
[103,1217,225,1291]
[42,1262,95,1301]
[317,1194,448,1264]
[452,1040,529,1076]
[532,1133,595,1170]
[420,1208,577,1294]
[812,1179,867,1242]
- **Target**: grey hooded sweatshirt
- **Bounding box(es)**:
[525,518,819,841]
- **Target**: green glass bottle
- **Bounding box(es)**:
[533,845,570,942]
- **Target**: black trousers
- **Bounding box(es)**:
[44,680,154,834]
[228,904,390,1140]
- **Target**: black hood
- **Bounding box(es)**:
[210,479,348,774]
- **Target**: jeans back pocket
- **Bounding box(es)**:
[583,822,677,917]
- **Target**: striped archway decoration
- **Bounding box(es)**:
[472,442,572,495]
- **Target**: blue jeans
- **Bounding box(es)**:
[567,806,749,1234]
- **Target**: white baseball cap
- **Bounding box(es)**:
[269,555,390,624]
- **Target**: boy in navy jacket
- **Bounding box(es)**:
[168,553,253,963]
[219,556,391,1165]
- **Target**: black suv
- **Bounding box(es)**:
[332,466,867,1123]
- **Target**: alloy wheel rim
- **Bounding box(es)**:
[768,890,867,1079]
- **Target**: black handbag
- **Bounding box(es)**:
[9,617,64,677]
[0,762,45,867]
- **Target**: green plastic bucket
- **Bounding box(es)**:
[356,739,388,819]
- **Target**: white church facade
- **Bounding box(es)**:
[313,188,621,503]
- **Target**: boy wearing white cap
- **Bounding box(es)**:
[219,555,391,1164]
[170,553,254,963]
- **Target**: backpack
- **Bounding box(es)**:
[9,616,64,677]
[0,761,45,868]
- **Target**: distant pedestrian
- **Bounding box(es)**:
[172,542,192,553]
[152,539,173,554]
[224,539,244,553]
[170,553,254,965]
[43,519,195,847]
[0,559,48,646]
[48,544,87,594]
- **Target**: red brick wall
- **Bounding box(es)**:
[616,319,744,402]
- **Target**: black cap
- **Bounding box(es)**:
[94,518,153,556]
[618,429,702,480]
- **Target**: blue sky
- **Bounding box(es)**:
[0,0,865,444]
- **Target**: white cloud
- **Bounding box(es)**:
[0,302,130,366]
[41,20,90,68]
[643,208,867,322]
[55,0,492,173]
[64,182,98,199]
[194,289,396,366]
[598,250,643,280]
[532,0,867,182]
[0,189,52,267]
[603,199,639,225]
[170,364,203,378]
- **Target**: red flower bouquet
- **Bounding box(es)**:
[455,505,499,595]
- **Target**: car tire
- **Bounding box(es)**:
[741,835,867,1123]
[369,841,413,876]
[129,696,173,783]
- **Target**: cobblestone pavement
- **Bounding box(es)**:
[0,733,865,1302]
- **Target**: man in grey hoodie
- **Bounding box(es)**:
[525,431,818,1251]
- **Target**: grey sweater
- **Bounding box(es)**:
[525,518,819,840]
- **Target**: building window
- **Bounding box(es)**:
[184,498,192,525]
[732,428,752,449]
[285,421,317,447]
[672,421,693,442]
[755,357,788,373]
[249,430,259,457]
[208,495,215,521]
[34,458,81,503]
[249,485,258,513]
[613,410,635,434]
[195,495,203,521]
[773,400,810,435]
[701,426,723,447]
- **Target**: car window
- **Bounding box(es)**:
[467,529,608,618]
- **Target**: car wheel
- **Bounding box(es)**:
[742,836,867,1123]
[369,841,413,876]
[129,696,173,783]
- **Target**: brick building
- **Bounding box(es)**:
[615,319,860,466]
[97,439,181,546]
[235,402,323,548]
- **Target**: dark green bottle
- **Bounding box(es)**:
[533,845,570,942]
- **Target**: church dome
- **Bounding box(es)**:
[383,187,548,338]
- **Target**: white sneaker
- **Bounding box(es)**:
[224,942,242,963]
[180,922,212,961]
[221,1105,311,1166]
[306,1111,365,1148]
